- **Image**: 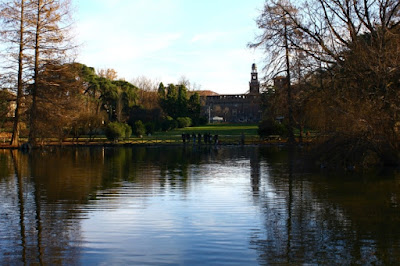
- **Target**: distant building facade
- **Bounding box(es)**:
[201,64,262,123]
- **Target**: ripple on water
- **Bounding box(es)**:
[2,147,400,265]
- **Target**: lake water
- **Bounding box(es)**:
[1,146,400,265]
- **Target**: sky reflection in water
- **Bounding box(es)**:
[1,146,400,265]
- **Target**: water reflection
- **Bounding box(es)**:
[0,147,400,264]
[254,147,400,264]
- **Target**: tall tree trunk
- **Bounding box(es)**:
[10,0,25,147]
[28,0,42,146]
[284,20,295,144]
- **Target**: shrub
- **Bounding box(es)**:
[161,116,177,131]
[177,117,192,128]
[105,122,127,141]
[123,123,132,139]
[133,120,146,137]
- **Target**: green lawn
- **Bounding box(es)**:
[135,123,260,145]
[153,123,258,137]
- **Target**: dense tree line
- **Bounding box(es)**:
[0,58,203,144]
[253,0,400,167]
[157,82,204,130]
[78,65,204,138]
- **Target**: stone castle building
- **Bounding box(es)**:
[201,64,262,123]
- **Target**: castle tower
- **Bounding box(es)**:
[249,63,260,94]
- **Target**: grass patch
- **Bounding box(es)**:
[147,123,260,145]
[153,123,258,136]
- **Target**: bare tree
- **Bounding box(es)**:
[253,0,400,165]
[294,0,400,144]
[131,75,159,91]
[250,0,301,143]
[0,0,34,146]
[131,75,161,110]
[28,0,76,145]
[178,75,191,89]
[33,63,86,142]
[178,75,202,91]
[97,68,118,81]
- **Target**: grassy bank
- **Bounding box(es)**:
[0,123,319,148]
[0,124,266,148]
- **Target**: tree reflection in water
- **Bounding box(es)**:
[0,147,400,264]
[1,149,95,265]
[252,147,400,264]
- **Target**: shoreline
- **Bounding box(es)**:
[0,140,297,150]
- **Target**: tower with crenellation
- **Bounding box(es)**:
[249,63,260,94]
[201,63,262,123]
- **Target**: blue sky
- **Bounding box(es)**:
[75,0,265,94]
